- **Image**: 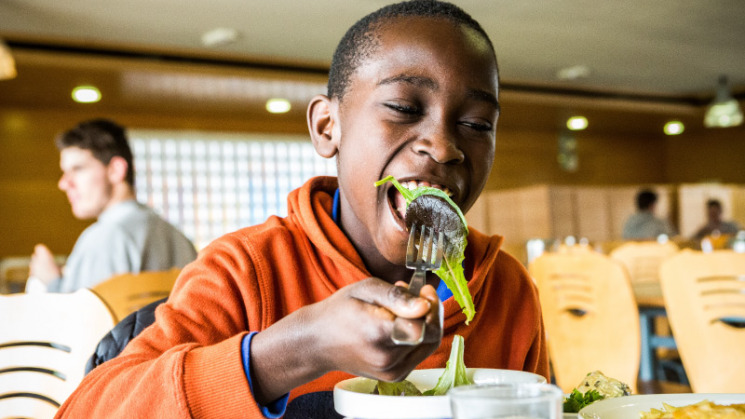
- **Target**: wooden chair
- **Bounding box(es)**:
[610,240,681,382]
[659,249,745,392]
[0,289,116,418]
[91,268,181,322]
[530,251,640,393]
[609,241,679,287]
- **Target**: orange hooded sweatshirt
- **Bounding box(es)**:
[56,176,549,418]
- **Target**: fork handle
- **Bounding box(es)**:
[407,269,426,296]
[391,269,427,345]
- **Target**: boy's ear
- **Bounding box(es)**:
[106,156,129,184]
[307,94,339,158]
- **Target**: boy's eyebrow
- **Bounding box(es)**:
[466,88,500,110]
[378,75,437,90]
[378,75,500,109]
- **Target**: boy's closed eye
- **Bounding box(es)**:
[459,119,493,132]
[384,102,422,116]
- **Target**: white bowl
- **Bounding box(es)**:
[333,368,547,419]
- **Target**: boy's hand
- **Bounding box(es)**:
[315,277,442,381]
[250,277,442,404]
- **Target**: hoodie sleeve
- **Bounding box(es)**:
[55,235,270,419]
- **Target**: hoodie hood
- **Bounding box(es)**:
[285,176,505,325]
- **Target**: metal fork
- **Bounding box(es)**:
[391,223,445,345]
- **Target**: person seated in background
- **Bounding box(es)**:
[622,189,676,240]
[27,118,197,293]
[55,2,548,418]
[692,199,743,241]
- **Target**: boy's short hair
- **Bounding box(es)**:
[55,118,135,187]
[636,189,658,211]
[327,0,497,100]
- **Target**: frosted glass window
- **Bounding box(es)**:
[130,130,336,250]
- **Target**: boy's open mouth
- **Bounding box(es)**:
[387,180,453,225]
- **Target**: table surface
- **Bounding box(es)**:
[637,379,691,394]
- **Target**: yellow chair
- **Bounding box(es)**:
[610,240,681,382]
[0,289,116,418]
[609,241,679,286]
[660,250,745,392]
[530,251,640,393]
[91,268,181,322]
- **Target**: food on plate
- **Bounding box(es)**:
[640,400,745,418]
[374,380,422,397]
[375,175,473,323]
[374,334,473,396]
[563,370,631,413]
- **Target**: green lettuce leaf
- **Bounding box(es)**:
[374,380,423,396]
[562,389,605,413]
[423,334,473,396]
[374,175,475,324]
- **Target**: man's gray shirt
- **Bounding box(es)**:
[47,200,197,293]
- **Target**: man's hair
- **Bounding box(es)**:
[55,118,135,187]
[636,189,658,211]
[327,0,497,100]
[706,199,723,210]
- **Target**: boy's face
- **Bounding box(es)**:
[333,17,499,270]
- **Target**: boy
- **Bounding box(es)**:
[56,1,548,417]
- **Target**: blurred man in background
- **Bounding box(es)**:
[622,189,676,240]
[692,199,742,241]
[27,118,197,293]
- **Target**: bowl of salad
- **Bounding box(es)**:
[334,367,546,419]
[333,336,546,419]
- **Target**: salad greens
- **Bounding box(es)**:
[374,175,475,324]
[422,334,473,395]
[374,334,473,396]
[562,389,605,413]
[375,380,423,396]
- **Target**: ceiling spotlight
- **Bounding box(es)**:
[664,121,684,135]
[71,85,101,103]
[704,75,743,128]
[265,98,291,114]
[566,116,588,131]
[556,65,591,81]
[201,28,240,47]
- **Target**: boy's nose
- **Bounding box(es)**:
[412,131,465,165]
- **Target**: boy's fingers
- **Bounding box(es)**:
[350,277,434,319]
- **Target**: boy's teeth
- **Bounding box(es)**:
[403,180,454,197]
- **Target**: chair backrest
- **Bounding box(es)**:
[609,241,679,284]
[659,249,745,392]
[0,289,116,418]
[530,251,640,393]
[91,268,181,322]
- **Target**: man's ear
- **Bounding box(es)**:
[106,156,129,184]
[307,94,339,158]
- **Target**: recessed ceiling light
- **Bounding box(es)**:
[71,85,101,103]
[664,121,684,135]
[266,98,291,114]
[566,116,588,131]
[557,65,591,81]
[201,27,240,47]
